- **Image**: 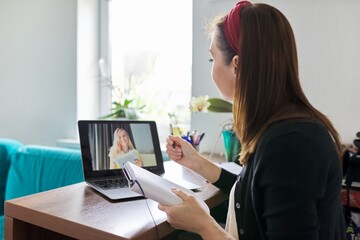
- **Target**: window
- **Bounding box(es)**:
[99,0,193,144]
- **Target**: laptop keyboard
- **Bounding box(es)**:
[94,178,129,190]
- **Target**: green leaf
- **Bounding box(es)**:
[99,99,145,119]
[123,99,134,107]
[208,98,233,113]
[99,112,124,119]
[112,102,122,107]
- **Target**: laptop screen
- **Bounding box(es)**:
[78,120,165,179]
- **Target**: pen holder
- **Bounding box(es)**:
[192,144,200,152]
[180,130,204,152]
[222,130,241,162]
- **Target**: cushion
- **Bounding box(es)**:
[5,145,84,200]
[0,139,23,215]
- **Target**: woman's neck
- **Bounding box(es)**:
[122,145,129,152]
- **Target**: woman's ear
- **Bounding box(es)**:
[232,55,239,76]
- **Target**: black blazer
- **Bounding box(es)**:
[214,120,345,240]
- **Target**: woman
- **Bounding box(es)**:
[159,1,345,239]
[108,128,143,169]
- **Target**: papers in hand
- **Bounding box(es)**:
[123,162,209,211]
[114,150,137,167]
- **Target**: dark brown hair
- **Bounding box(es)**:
[213,4,341,164]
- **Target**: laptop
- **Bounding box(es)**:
[78,120,166,201]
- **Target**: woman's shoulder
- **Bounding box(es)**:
[255,119,337,166]
[255,119,334,160]
[249,119,340,184]
[261,119,327,142]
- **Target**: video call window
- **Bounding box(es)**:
[87,123,157,171]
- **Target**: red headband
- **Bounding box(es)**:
[223,1,252,53]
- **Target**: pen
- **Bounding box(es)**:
[181,135,191,143]
[169,124,176,148]
[199,132,205,142]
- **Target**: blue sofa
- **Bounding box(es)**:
[0,139,84,240]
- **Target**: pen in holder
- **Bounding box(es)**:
[182,130,205,152]
[169,124,205,152]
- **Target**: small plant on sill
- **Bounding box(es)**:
[101,99,145,120]
[98,59,145,120]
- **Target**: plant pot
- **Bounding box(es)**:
[222,130,241,162]
[124,108,138,119]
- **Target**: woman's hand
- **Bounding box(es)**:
[159,188,234,240]
[158,188,212,233]
[134,159,143,167]
[165,135,201,171]
[166,135,222,183]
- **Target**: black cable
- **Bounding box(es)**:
[134,180,160,240]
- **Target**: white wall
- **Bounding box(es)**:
[192,0,360,154]
[0,0,77,146]
[77,0,101,121]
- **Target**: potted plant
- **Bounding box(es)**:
[101,99,145,120]
[190,95,241,162]
[98,59,145,120]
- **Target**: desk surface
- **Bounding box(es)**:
[5,161,228,240]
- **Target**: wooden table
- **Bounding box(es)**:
[4,161,228,240]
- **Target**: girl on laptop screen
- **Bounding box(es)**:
[108,128,143,169]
